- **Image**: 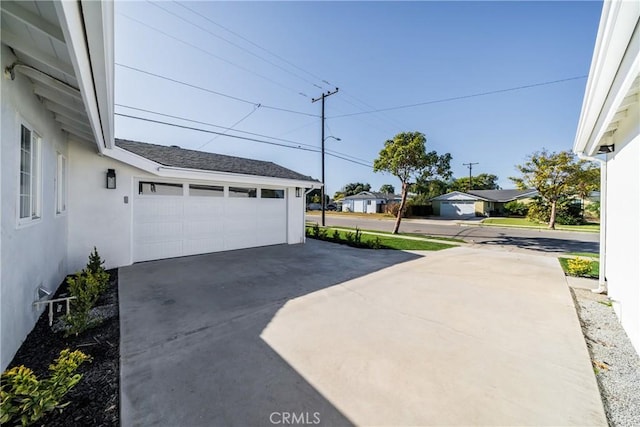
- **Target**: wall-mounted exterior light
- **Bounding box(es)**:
[106,169,116,189]
[597,144,615,154]
[295,187,302,197]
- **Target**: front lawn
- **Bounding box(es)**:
[305,226,454,251]
[558,257,600,279]
[330,226,465,243]
[482,217,600,232]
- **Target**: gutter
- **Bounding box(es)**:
[577,152,607,294]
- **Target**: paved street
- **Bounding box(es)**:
[307,214,600,254]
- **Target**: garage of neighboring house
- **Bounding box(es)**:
[439,200,476,217]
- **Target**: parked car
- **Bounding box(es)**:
[306,203,322,211]
[326,203,337,211]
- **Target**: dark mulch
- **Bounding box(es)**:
[6,269,120,426]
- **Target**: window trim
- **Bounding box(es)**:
[55,153,68,215]
[17,122,42,226]
[228,186,257,198]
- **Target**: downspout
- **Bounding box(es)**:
[578,152,607,293]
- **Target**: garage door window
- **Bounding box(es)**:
[229,187,256,198]
[189,184,224,197]
[261,189,284,199]
[139,182,183,195]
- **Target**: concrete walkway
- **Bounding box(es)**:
[119,240,606,426]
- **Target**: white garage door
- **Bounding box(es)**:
[133,181,287,262]
[440,201,476,217]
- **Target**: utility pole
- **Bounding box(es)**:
[463,162,479,191]
[312,88,339,227]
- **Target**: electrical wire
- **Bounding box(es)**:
[115,112,373,168]
[116,63,319,118]
[329,76,588,118]
[148,1,325,91]
[197,104,261,149]
[117,11,310,97]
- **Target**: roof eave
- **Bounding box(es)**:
[104,147,320,188]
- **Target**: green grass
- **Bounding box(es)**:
[566,252,599,258]
[482,217,600,232]
[558,257,600,279]
[306,227,454,251]
[329,226,465,243]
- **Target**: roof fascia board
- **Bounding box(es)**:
[574,1,640,154]
[103,148,319,188]
[54,0,106,154]
[80,0,114,149]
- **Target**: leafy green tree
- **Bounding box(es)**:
[306,189,329,204]
[412,178,450,200]
[374,131,451,234]
[449,173,500,192]
[510,150,598,229]
[379,184,395,194]
[340,182,371,197]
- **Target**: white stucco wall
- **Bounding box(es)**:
[67,140,140,271]
[287,187,305,245]
[67,141,309,271]
[1,45,70,370]
[604,107,640,353]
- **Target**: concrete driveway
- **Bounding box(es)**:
[119,240,606,426]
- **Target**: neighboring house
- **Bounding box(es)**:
[0,1,318,370]
[341,191,400,213]
[431,189,537,218]
[573,1,639,354]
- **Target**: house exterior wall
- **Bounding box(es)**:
[604,114,640,353]
[1,45,70,370]
[432,201,441,216]
[474,201,486,216]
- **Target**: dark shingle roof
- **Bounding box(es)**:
[116,139,317,182]
[343,191,399,200]
[466,189,537,202]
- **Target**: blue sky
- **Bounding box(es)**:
[114,1,602,195]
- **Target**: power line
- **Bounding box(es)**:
[173,1,332,90]
[116,63,319,118]
[197,104,261,149]
[171,1,404,131]
[329,75,588,118]
[114,112,373,168]
[117,11,309,97]
[148,1,325,91]
[115,104,318,148]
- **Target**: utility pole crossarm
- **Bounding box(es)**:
[463,162,479,192]
[312,88,339,227]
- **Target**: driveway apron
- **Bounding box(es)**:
[119,240,606,426]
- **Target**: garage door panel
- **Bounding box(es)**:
[441,201,475,217]
[136,241,183,262]
[134,182,288,262]
[183,238,224,256]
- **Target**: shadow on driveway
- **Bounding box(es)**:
[119,240,420,426]
[474,235,599,254]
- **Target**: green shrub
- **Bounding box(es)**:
[526,197,584,225]
[86,247,104,275]
[504,201,528,217]
[567,257,592,276]
[354,227,362,244]
[0,349,90,426]
[585,201,600,219]
[369,237,383,249]
[331,229,340,241]
[311,223,320,238]
[64,271,104,336]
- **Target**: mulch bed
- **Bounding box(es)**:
[6,269,120,426]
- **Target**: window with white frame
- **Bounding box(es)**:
[56,153,67,214]
[19,124,41,221]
